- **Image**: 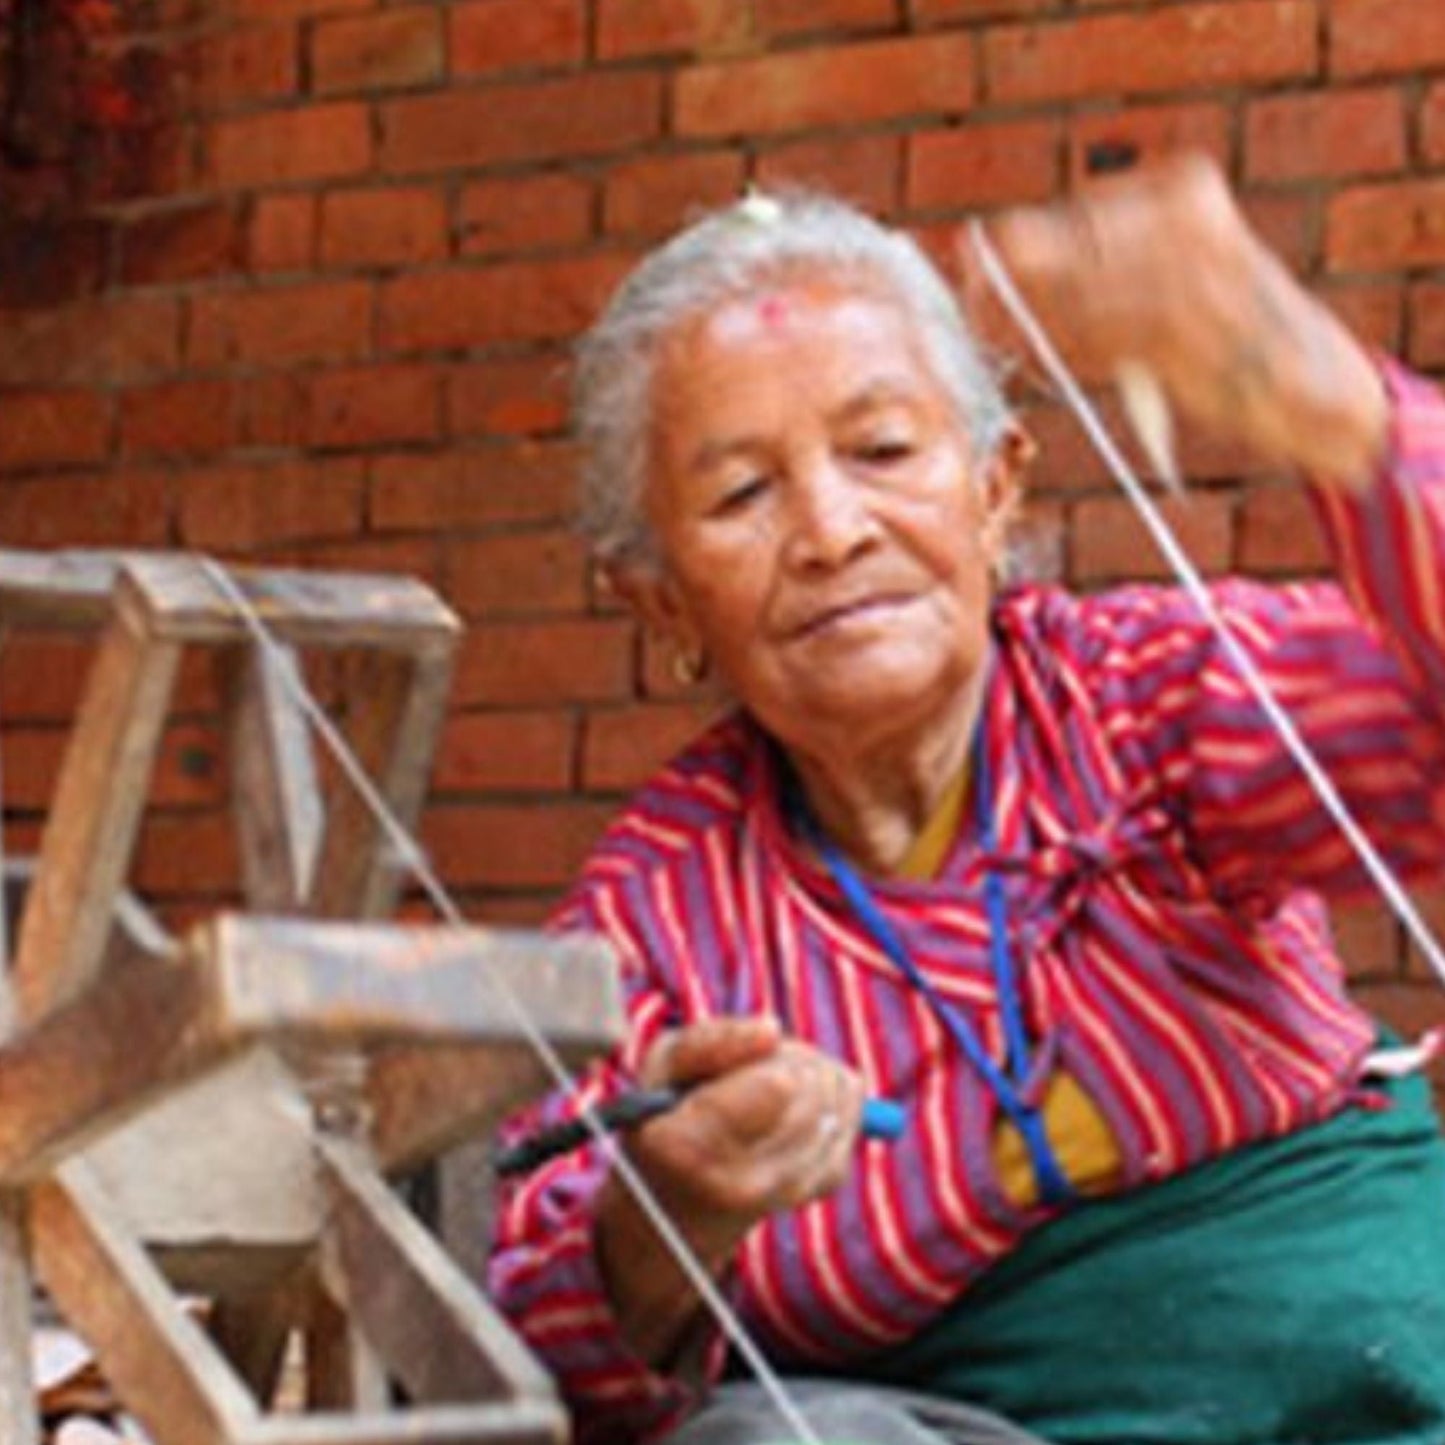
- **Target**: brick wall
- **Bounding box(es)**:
[0,0,1441,1043]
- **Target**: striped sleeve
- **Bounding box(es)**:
[485,883,729,1445]
[1078,360,1445,902]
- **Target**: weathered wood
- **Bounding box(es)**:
[209,1271,305,1410]
[319,1137,558,1407]
[304,1255,390,1415]
[238,1401,564,1445]
[123,555,460,652]
[225,644,324,912]
[0,547,122,629]
[0,1197,38,1445]
[306,646,455,921]
[11,592,181,1022]
[32,1161,260,1445]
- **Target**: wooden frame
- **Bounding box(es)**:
[0,549,623,1444]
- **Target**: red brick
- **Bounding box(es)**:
[0,470,170,548]
[453,618,634,706]
[135,811,238,899]
[320,186,449,270]
[424,799,614,888]
[603,152,747,239]
[275,534,440,579]
[1243,189,1316,274]
[451,0,586,77]
[1072,492,1235,584]
[150,720,229,811]
[1331,0,1445,78]
[0,727,69,812]
[447,356,569,440]
[755,0,899,42]
[119,203,244,286]
[1404,885,1445,983]
[1020,396,1120,495]
[238,373,307,450]
[0,637,94,723]
[176,458,364,551]
[1321,280,1403,354]
[120,378,235,459]
[0,299,180,388]
[370,442,577,531]
[179,25,299,113]
[1423,82,1445,166]
[676,32,976,138]
[596,0,753,59]
[381,73,662,175]
[1331,900,1399,980]
[444,529,589,619]
[1408,282,1445,370]
[313,9,443,94]
[985,2,1318,106]
[457,174,593,259]
[907,118,1060,214]
[379,253,631,353]
[248,193,316,273]
[911,0,1049,21]
[0,391,111,471]
[1068,102,1230,185]
[1245,87,1405,183]
[230,0,371,20]
[208,103,371,190]
[188,281,373,367]
[756,133,903,216]
[1326,179,1445,273]
[1236,484,1328,575]
[434,710,576,794]
[582,702,720,791]
[307,364,442,450]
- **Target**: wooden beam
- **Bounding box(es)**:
[306,646,455,922]
[225,644,325,912]
[32,1161,260,1445]
[318,1137,558,1408]
[11,587,180,1023]
[238,1402,563,1445]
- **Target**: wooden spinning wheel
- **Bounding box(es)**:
[0,548,621,1445]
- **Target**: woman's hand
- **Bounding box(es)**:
[593,1016,866,1368]
[963,153,1389,490]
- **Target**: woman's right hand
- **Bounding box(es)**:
[593,1016,866,1366]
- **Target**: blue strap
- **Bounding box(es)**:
[797,737,1076,1208]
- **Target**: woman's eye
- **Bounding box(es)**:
[711,475,768,515]
[855,438,914,466]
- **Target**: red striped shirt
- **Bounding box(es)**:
[488,363,1445,1444]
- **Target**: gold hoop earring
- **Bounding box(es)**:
[671,648,706,686]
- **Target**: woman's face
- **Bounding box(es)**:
[627,277,1017,759]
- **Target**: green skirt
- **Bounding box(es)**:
[852,1071,1445,1445]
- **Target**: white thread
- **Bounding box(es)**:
[196,559,826,1445]
[970,221,1445,992]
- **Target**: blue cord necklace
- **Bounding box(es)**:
[793,729,1076,1208]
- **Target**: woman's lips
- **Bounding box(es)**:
[786,592,913,638]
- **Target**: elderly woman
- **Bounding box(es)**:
[487,158,1445,1445]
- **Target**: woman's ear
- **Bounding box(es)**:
[978,421,1034,561]
[602,560,703,655]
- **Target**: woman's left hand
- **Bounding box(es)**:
[960,153,1389,491]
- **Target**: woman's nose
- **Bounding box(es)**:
[782,458,878,570]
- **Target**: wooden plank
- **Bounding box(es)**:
[304,1251,390,1414]
[0,1197,38,1445]
[32,1160,260,1445]
[123,555,460,653]
[11,587,180,1023]
[317,1137,558,1407]
[205,917,621,1051]
[306,646,455,922]
[208,1271,304,1410]
[0,547,121,629]
[239,1401,564,1445]
[85,1049,323,1262]
[224,644,324,911]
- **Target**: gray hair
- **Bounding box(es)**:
[573,189,1012,567]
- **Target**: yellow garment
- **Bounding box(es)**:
[896,769,1122,1208]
